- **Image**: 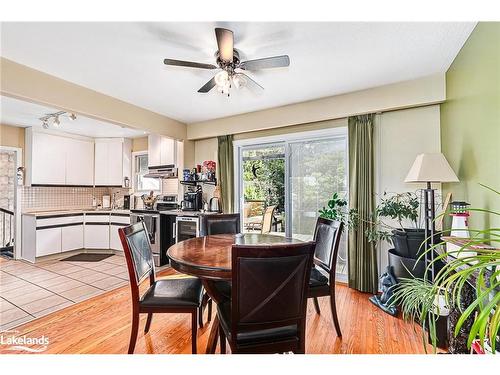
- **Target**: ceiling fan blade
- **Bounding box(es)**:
[197,76,217,93]
[164,58,217,70]
[215,28,234,62]
[240,55,290,70]
[237,73,264,91]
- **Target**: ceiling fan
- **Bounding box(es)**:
[163,28,290,96]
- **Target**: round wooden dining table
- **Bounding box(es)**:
[167,233,303,354]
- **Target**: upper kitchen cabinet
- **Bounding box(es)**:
[94,138,132,187]
[25,128,94,186]
[66,138,95,185]
[148,134,177,167]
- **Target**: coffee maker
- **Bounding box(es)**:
[181,187,203,211]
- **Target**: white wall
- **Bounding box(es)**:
[374,105,441,274]
[187,74,445,139]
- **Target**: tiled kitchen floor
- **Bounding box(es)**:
[0,254,130,331]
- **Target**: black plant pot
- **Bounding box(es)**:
[388,248,446,283]
[426,313,449,350]
[388,248,426,281]
[391,229,427,259]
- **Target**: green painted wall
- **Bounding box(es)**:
[441,22,500,230]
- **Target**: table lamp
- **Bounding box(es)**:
[404,153,459,280]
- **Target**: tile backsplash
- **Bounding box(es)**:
[21,186,131,211]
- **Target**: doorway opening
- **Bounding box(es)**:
[0,148,17,259]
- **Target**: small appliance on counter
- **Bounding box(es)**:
[102,195,111,209]
[180,186,203,211]
[123,195,131,210]
[209,197,221,213]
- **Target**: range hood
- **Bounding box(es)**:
[144,165,178,179]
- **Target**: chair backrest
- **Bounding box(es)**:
[199,213,241,237]
[261,205,277,234]
[231,242,315,338]
[312,217,344,276]
[118,222,155,300]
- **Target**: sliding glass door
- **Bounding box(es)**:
[235,128,348,278]
[288,137,348,277]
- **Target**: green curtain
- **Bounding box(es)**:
[217,135,234,213]
[348,114,378,293]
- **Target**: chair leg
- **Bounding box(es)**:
[144,313,153,333]
[191,310,198,354]
[219,325,226,354]
[198,304,204,328]
[313,297,321,314]
[207,299,213,322]
[128,312,140,354]
[329,286,342,337]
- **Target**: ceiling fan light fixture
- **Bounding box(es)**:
[53,115,61,127]
[233,74,246,89]
[215,70,229,87]
[68,113,77,121]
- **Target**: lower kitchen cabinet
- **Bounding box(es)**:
[109,223,127,251]
[61,224,84,251]
[36,227,62,257]
[84,223,110,249]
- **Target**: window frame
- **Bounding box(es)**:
[131,151,161,194]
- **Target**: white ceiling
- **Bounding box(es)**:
[0,95,147,138]
[0,22,475,123]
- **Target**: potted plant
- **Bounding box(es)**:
[367,191,424,258]
[318,192,358,228]
[390,184,500,354]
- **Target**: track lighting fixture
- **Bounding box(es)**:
[39,111,77,129]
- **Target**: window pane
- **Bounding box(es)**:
[241,145,285,234]
[135,154,160,192]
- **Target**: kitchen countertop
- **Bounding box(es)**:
[22,209,131,217]
[159,210,220,216]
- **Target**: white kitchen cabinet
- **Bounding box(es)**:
[25,128,94,186]
[109,224,125,251]
[109,214,130,251]
[28,131,67,185]
[61,225,84,251]
[148,134,177,167]
[65,139,94,186]
[36,227,62,257]
[94,138,132,186]
[84,224,110,249]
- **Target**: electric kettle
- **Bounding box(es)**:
[209,197,221,213]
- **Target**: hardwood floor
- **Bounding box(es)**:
[0,262,432,354]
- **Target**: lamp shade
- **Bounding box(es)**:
[405,153,459,183]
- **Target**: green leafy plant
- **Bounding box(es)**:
[367,191,420,244]
[318,192,358,228]
[390,184,500,353]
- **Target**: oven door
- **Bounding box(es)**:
[175,216,199,243]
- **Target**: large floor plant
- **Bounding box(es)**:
[390,184,499,353]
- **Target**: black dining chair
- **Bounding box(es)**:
[119,222,204,354]
[199,213,241,237]
[307,217,344,336]
[198,213,241,320]
[217,241,315,354]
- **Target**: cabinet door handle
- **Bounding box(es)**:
[173,222,176,238]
